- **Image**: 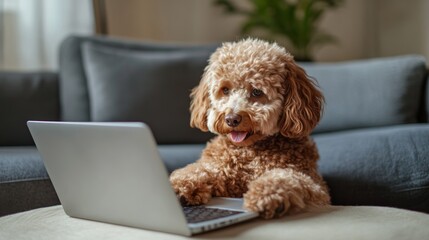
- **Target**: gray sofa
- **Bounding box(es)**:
[1,35,428,217]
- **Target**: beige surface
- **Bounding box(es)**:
[1,205,429,240]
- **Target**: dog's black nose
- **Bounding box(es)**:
[225,113,242,127]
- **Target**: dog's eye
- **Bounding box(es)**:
[222,87,230,95]
[251,89,263,98]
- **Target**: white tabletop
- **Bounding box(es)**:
[1,205,429,240]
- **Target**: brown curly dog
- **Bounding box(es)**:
[170,38,330,219]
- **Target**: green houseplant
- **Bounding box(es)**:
[215,0,343,61]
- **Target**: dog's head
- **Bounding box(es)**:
[190,38,323,146]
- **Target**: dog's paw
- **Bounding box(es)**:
[243,170,307,219]
[243,188,292,219]
[170,176,212,206]
[173,182,212,206]
[243,168,332,218]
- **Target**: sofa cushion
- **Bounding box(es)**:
[313,124,429,213]
[0,72,60,146]
[59,35,218,124]
[0,147,59,216]
[300,55,427,133]
[82,41,215,144]
[0,147,49,183]
[158,144,205,173]
[425,71,429,121]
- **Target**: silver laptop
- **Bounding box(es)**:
[27,121,258,236]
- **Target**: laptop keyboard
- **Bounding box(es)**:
[183,206,242,223]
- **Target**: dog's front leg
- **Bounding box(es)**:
[169,162,217,206]
[243,168,330,219]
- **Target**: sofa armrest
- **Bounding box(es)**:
[0,72,60,146]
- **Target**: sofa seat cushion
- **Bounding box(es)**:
[1,205,429,239]
[300,55,427,133]
[313,124,429,213]
[0,147,48,182]
[0,147,59,216]
[158,144,205,173]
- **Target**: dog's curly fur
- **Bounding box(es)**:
[170,38,330,219]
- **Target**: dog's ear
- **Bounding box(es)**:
[190,72,211,132]
[280,60,324,138]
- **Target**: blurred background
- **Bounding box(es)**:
[0,0,428,70]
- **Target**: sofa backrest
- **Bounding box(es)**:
[59,35,217,144]
[0,72,60,146]
[300,56,428,134]
[59,35,429,143]
[424,70,429,122]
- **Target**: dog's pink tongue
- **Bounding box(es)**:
[229,131,248,143]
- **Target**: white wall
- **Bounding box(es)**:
[105,0,244,44]
[320,0,429,62]
[105,0,429,63]
[377,0,428,58]
[314,0,375,61]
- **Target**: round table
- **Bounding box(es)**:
[1,205,429,240]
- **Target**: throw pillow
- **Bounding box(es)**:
[82,42,216,144]
[300,55,427,133]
